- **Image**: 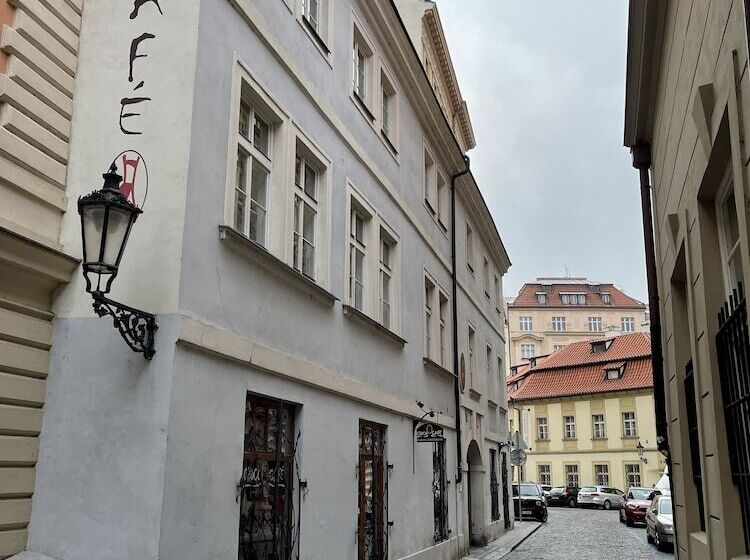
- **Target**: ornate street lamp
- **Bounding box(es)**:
[636,440,648,463]
[78,163,157,359]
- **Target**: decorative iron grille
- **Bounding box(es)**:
[358,421,388,560]
[717,283,750,553]
[501,452,511,529]
[238,395,300,560]
[432,441,449,543]
[683,359,706,532]
[490,450,500,522]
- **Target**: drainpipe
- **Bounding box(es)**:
[451,155,471,484]
[631,144,675,499]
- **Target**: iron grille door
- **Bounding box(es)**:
[359,421,386,560]
[501,452,510,529]
[683,360,706,531]
[238,395,298,560]
[717,284,750,553]
[490,450,500,522]
[432,441,448,543]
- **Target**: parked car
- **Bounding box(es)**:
[577,486,625,510]
[512,483,548,522]
[646,494,674,551]
[619,487,655,526]
[547,486,579,507]
[540,484,553,499]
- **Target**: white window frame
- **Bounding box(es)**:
[495,275,502,311]
[592,414,606,439]
[483,256,491,299]
[623,412,637,437]
[716,167,745,296]
[538,464,551,486]
[379,64,399,152]
[425,276,436,359]
[588,316,603,332]
[466,222,475,273]
[485,343,493,396]
[553,344,565,351]
[621,316,635,332]
[520,343,535,360]
[347,188,374,313]
[298,0,332,61]
[379,227,397,330]
[292,153,319,279]
[519,316,533,331]
[439,290,449,367]
[566,464,579,487]
[564,415,576,439]
[468,322,476,390]
[625,464,642,488]
[351,16,375,121]
[595,464,609,486]
[537,417,548,440]
[552,316,566,332]
[601,292,612,304]
[536,292,547,304]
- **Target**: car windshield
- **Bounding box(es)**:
[659,498,672,514]
[551,487,564,493]
[513,485,540,497]
[629,488,651,500]
[581,487,597,492]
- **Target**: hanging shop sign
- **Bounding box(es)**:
[416,422,445,443]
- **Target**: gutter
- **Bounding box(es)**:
[451,154,471,483]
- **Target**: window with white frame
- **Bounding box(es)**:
[552,316,566,332]
[379,230,395,329]
[537,417,548,440]
[486,344,492,394]
[439,292,448,367]
[553,344,565,351]
[292,151,319,279]
[588,316,603,332]
[621,316,635,332]
[717,170,745,294]
[561,293,586,305]
[349,204,369,311]
[302,0,329,41]
[425,277,435,358]
[592,414,606,439]
[466,222,474,272]
[601,292,612,304]
[623,412,637,437]
[496,355,503,398]
[625,464,641,488]
[564,415,576,439]
[536,292,547,304]
[424,148,437,214]
[595,464,609,486]
[483,257,491,298]
[519,316,533,331]
[538,464,551,486]
[566,464,579,487]
[436,173,448,229]
[234,92,275,246]
[352,24,373,110]
[494,275,502,309]
[520,343,535,360]
[380,70,396,146]
[468,324,476,389]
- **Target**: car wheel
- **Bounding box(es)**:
[655,531,664,551]
[619,510,625,523]
[626,517,633,528]
[568,497,576,508]
[603,500,611,510]
[647,528,654,544]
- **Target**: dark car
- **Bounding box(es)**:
[512,483,548,522]
[547,485,579,507]
[619,487,656,526]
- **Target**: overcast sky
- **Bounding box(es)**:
[438,1,648,303]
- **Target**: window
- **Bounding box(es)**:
[234,96,274,246]
[486,344,493,395]
[561,293,586,305]
[625,464,641,488]
[303,0,320,31]
[439,292,448,367]
[425,278,435,358]
[349,206,368,311]
[595,464,609,486]
[379,231,395,329]
[483,257,491,298]
[717,172,745,293]
[436,173,447,229]
[358,421,386,560]
[592,414,606,439]
[490,450,500,522]
[352,24,373,111]
[520,343,535,360]
[623,412,637,437]
[495,275,502,308]
[239,394,297,558]
[605,366,623,380]
[380,71,396,144]
[466,222,474,272]
[553,344,565,351]
[552,316,566,332]
[519,316,533,331]
[433,441,448,543]
[588,317,603,332]
[591,340,609,353]
[292,154,318,278]
[564,415,576,439]
[536,292,547,304]
[538,464,551,486]
[621,316,635,332]
[468,324,476,389]
[424,148,436,213]
[601,293,611,304]
[537,417,548,440]
[566,464,579,487]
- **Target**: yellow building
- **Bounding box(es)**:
[507,278,649,367]
[508,333,665,491]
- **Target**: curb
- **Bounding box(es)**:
[506,522,543,555]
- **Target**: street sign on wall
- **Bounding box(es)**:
[416,422,445,443]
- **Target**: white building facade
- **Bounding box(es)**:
[12,1,512,559]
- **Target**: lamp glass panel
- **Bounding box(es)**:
[102,206,133,267]
[82,205,106,267]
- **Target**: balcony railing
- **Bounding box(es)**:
[716,283,750,553]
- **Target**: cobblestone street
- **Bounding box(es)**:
[501,507,673,560]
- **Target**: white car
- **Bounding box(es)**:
[577,485,625,510]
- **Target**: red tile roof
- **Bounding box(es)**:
[510,281,646,309]
[508,333,653,401]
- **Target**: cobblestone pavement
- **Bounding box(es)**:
[503,506,674,559]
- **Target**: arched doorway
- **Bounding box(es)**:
[466,440,485,546]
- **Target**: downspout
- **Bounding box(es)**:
[451,154,471,484]
[631,144,675,496]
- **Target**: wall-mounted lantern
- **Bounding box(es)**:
[636,440,648,463]
[78,164,157,359]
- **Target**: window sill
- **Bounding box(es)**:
[352,90,376,124]
[298,16,332,65]
[487,398,498,408]
[563,438,578,441]
[219,225,337,307]
[342,304,406,347]
[467,264,475,275]
[469,389,481,401]
[621,435,639,440]
[591,437,608,441]
[535,439,550,443]
[380,129,399,160]
[423,357,454,378]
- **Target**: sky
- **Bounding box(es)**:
[437,1,648,303]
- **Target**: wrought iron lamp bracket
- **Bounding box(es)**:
[92,292,157,359]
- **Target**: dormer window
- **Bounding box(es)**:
[536,292,547,304]
[601,293,611,304]
[561,293,586,305]
[604,364,626,380]
[591,340,608,354]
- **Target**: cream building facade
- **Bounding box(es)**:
[0,1,81,557]
[507,278,648,368]
[508,334,664,492]
[625,1,750,558]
